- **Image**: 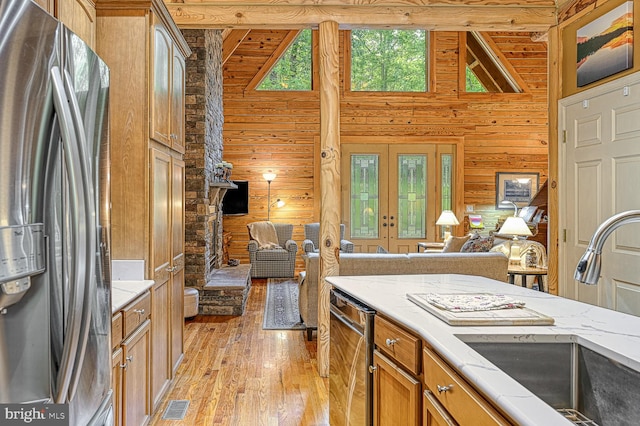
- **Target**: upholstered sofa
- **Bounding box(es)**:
[298,251,508,339]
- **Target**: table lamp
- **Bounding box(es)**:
[498,215,533,265]
[436,210,459,241]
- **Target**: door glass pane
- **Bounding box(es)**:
[350,154,379,238]
[397,155,426,239]
[441,154,453,210]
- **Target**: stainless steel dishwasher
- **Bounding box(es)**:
[329,288,375,426]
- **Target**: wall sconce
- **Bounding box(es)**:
[263,172,277,220]
[436,210,459,241]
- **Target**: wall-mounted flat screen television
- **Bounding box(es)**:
[222,180,249,215]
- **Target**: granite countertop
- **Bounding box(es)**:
[111,280,155,313]
[327,274,640,426]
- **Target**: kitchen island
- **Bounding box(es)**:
[327,274,640,425]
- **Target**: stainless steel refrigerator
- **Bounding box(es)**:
[0,0,113,424]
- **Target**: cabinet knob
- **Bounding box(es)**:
[385,338,398,347]
[120,363,128,370]
[166,266,176,272]
[134,309,145,317]
[437,384,454,393]
[368,365,377,374]
[126,355,134,363]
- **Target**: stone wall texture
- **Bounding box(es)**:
[183,29,224,288]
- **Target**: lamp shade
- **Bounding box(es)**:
[263,172,277,182]
[436,210,460,226]
[498,216,532,237]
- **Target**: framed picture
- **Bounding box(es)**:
[496,172,540,209]
[576,1,634,87]
[518,206,538,222]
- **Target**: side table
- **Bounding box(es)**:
[417,242,444,253]
[507,266,548,292]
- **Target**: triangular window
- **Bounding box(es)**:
[257,29,312,91]
[465,32,522,93]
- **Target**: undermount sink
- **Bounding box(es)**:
[457,335,640,426]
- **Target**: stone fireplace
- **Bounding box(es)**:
[183,29,225,288]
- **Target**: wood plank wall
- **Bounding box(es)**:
[221,30,548,272]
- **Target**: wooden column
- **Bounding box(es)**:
[318,20,341,378]
[547,25,560,295]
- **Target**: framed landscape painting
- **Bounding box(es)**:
[496,172,539,209]
[577,1,634,87]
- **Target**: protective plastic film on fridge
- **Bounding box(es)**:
[0,0,113,424]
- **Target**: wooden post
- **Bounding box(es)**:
[547,24,560,295]
[317,20,340,378]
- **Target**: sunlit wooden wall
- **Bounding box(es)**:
[221,30,549,271]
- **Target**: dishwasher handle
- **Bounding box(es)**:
[330,303,365,335]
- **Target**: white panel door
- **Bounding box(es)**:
[560,72,640,315]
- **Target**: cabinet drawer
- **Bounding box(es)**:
[423,347,511,426]
[112,311,123,350]
[375,315,421,375]
[123,291,151,338]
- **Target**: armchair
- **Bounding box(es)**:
[302,223,354,254]
[247,222,298,278]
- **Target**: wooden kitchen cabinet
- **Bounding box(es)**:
[151,18,186,153]
[373,315,422,426]
[423,346,511,426]
[373,350,422,426]
[122,320,151,426]
[96,0,190,417]
[56,0,96,48]
[150,148,185,407]
[112,292,152,426]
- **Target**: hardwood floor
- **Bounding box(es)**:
[149,280,330,425]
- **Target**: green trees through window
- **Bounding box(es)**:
[257,29,312,91]
[351,29,427,92]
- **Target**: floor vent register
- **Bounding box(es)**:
[162,400,190,420]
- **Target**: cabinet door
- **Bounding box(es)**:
[151,23,172,146]
[423,390,457,426]
[170,158,185,373]
[112,347,124,426]
[151,279,171,410]
[170,52,186,153]
[122,320,151,426]
[373,350,421,426]
[151,148,172,283]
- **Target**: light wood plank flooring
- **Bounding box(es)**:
[149,280,329,425]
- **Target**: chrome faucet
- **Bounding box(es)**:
[575,210,640,284]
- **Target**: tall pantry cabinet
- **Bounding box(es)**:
[95,0,191,418]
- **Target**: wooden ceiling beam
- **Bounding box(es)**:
[167,4,557,32]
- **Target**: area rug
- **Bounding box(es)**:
[262,278,306,330]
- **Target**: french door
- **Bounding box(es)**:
[341,143,454,253]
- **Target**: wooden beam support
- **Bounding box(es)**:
[168,4,557,32]
[222,29,250,65]
[317,20,340,378]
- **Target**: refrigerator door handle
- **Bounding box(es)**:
[50,66,90,404]
[62,68,97,401]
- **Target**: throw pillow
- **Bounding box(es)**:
[442,235,471,253]
[460,235,495,253]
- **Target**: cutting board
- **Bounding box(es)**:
[407,293,555,326]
